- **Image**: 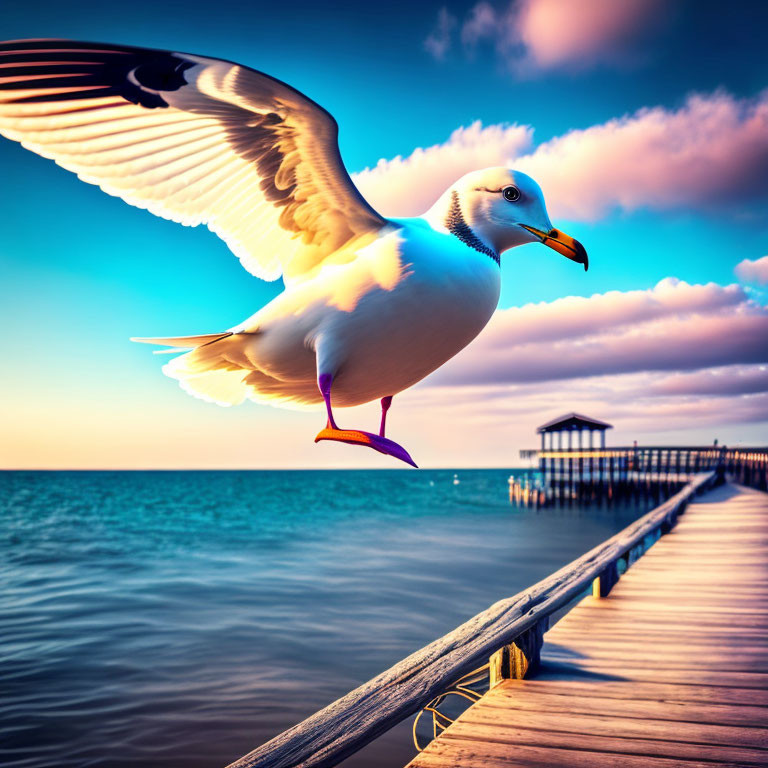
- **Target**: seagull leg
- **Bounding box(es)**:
[319,372,339,430]
[379,395,393,437]
[314,376,417,467]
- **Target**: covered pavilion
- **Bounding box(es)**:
[537,413,613,451]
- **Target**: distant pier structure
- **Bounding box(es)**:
[536,412,612,451]
[508,413,761,507]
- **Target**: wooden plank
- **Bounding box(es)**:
[409,737,751,768]
[554,606,768,626]
[506,679,768,706]
[486,685,768,726]
[548,630,768,646]
[541,650,768,670]
[550,621,768,636]
[533,665,768,688]
[541,636,768,653]
[549,621,768,635]
[439,719,768,764]
[459,698,768,748]
[555,600,768,614]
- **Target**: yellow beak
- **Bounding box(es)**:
[520,225,588,271]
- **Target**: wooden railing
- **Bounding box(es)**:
[511,445,767,507]
[227,470,722,768]
[722,447,768,490]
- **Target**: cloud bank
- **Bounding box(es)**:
[516,91,768,220]
[355,90,768,221]
[429,278,768,387]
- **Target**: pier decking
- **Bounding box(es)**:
[406,482,768,768]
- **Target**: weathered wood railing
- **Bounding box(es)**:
[227,470,721,768]
[722,447,768,490]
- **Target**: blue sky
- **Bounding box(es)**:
[1,0,767,468]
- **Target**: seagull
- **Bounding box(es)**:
[0,39,587,468]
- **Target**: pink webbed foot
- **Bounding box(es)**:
[315,427,418,468]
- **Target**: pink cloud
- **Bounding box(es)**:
[647,367,768,397]
[736,255,768,285]
[452,0,666,73]
[513,0,665,70]
[516,91,768,220]
[355,91,768,221]
[476,278,747,348]
[427,278,768,386]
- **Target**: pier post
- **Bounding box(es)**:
[609,454,615,499]
[489,621,547,686]
[592,560,620,598]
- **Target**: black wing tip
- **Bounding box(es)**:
[0,40,197,109]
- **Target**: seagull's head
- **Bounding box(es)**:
[429,167,588,271]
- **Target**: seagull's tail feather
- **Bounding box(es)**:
[142,330,322,409]
[147,331,251,407]
[130,332,233,349]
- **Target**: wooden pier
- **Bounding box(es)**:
[227,451,768,768]
[407,481,768,767]
[511,445,768,507]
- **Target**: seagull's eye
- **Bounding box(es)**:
[502,186,520,202]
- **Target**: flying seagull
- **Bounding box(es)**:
[0,39,587,468]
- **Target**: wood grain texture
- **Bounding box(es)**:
[407,482,768,768]
[227,475,719,768]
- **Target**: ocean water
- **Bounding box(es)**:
[1,470,648,768]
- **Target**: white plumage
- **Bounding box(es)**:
[0,39,587,466]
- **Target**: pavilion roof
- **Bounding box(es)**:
[536,413,613,434]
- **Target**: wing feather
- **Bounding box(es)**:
[0,39,388,282]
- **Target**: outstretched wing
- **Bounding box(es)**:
[0,39,387,282]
